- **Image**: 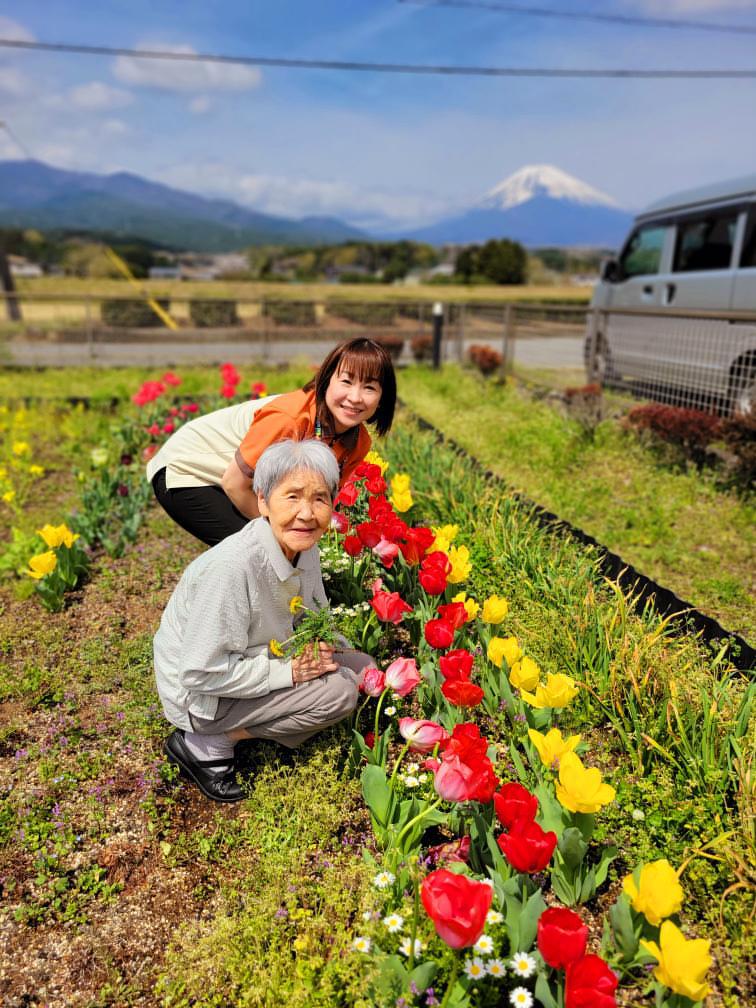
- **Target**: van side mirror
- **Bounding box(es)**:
[601,258,621,283]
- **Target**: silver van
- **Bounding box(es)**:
[587,174,756,414]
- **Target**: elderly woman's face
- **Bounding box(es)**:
[257,469,333,560]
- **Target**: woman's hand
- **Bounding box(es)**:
[291,642,339,684]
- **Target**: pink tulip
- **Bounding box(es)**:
[359,667,386,697]
[384,657,421,697]
[398,717,448,753]
[433,754,480,802]
[372,536,400,567]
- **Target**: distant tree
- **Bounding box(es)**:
[455,239,526,285]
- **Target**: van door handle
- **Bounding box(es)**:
[665,283,676,303]
[643,285,653,294]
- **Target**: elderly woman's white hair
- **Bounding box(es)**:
[252,438,340,501]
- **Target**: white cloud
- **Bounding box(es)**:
[69,81,134,110]
[640,0,756,10]
[189,95,211,115]
[101,118,129,136]
[0,66,26,96]
[113,42,261,93]
[0,16,35,42]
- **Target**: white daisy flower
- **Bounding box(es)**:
[403,775,420,788]
[463,957,487,980]
[487,958,507,978]
[373,870,395,889]
[510,987,533,1008]
[510,952,537,978]
[352,936,371,953]
[399,937,424,957]
[385,706,397,716]
[418,773,429,783]
[361,910,372,922]
[473,933,494,955]
[406,762,420,774]
[382,913,404,933]
[486,909,504,925]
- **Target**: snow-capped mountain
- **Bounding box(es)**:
[405,165,633,248]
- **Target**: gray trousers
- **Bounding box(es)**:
[189,650,374,748]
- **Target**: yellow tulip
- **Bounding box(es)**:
[364,450,389,474]
[390,489,413,513]
[269,639,284,657]
[481,594,509,624]
[452,591,479,620]
[640,921,711,1002]
[430,524,458,554]
[487,635,522,668]
[527,727,581,770]
[509,656,541,692]
[37,523,80,549]
[25,550,58,580]
[521,672,579,709]
[555,751,616,813]
[623,860,683,927]
[447,544,472,584]
[289,595,304,614]
[390,472,411,494]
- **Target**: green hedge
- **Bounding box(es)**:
[189,299,240,328]
[100,298,171,328]
[327,301,396,326]
[264,301,317,326]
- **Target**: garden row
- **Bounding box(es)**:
[1,369,752,1006]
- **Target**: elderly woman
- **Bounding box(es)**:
[154,438,373,803]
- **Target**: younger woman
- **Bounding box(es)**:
[147,337,396,546]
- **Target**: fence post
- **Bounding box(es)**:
[85,294,95,359]
[503,303,516,375]
[432,301,444,369]
[585,307,598,380]
[457,302,466,362]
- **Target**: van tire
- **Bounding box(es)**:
[729,359,756,416]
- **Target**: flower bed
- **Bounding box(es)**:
[1,368,753,1007]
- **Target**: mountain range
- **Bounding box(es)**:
[0,160,633,250]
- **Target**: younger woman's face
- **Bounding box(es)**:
[325,367,382,433]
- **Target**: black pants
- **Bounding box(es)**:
[151,468,249,547]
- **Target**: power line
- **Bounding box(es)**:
[399,0,756,36]
[0,119,34,159]
[1,37,756,78]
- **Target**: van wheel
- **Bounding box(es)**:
[729,362,756,416]
[585,334,616,385]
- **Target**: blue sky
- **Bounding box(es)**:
[1,1,756,229]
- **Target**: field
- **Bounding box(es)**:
[0,361,753,1008]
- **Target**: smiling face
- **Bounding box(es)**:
[257,468,333,561]
[325,367,382,434]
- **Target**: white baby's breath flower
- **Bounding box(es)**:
[384,705,397,716]
[399,937,424,957]
[382,913,404,933]
[403,775,420,788]
[464,957,487,980]
[352,936,371,953]
[373,870,395,889]
[473,933,494,956]
[631,808,645,821]
[418,773,429,783]
[510,988,533,1008]
[362,910,372,922]
[486,909,503,925]
[510,952,537,978]
[406,762,420,774]
[487,958,507,978]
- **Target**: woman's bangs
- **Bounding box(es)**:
[337,347,385,385]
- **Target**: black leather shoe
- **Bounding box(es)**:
[164,729,245,803]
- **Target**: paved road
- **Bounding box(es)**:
[3,335,586,370]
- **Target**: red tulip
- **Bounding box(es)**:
[442,723,489,760]
[371,591,412,624]
[419,566,448,595]
[566,955,619,1008]
[399,717,448,752]
[331,511,349,534]
[433,751,498,804]
[356,522,382,548]
[359,667,386,697]
[161,370,181,386]
[493,782,539,829]
[497,818,557,873]
[220,383,237,398]
[335,482,359,508]
[354,461,382,480]
[436,601,469,630]
[439,649,474,682]
[424,619,455,649]
[365,474,387,495]
[343,534,363,557]
[400,526,435,565]
[363,731,376,749]
[384,657,421,697]
[537,907,589,969]
[421,869,493,949]
[441,679,484,708]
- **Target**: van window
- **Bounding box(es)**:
[673,209,737,272]
[619,225,666,278]
[739,207,756,267]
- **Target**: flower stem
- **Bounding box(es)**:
[439,954,460,1008]
[395,797,443,851]
[407,870,420,974]
[389,741,412,792]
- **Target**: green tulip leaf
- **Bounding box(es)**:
[558,826,589,869]
[361,764,392,828]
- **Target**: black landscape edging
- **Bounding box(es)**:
[402,402,755,674]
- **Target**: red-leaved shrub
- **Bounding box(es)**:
[468,344,503,376]
[624,404,722,464]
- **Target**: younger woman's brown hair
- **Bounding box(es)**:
[306,337,397,437]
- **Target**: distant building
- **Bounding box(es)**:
[9,255,43,278]
[148,266,182,280]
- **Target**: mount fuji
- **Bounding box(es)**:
[405,165,633,248]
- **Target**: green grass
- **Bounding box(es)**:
[397,364,756,641]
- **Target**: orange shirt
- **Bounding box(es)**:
[236,388,372,486]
